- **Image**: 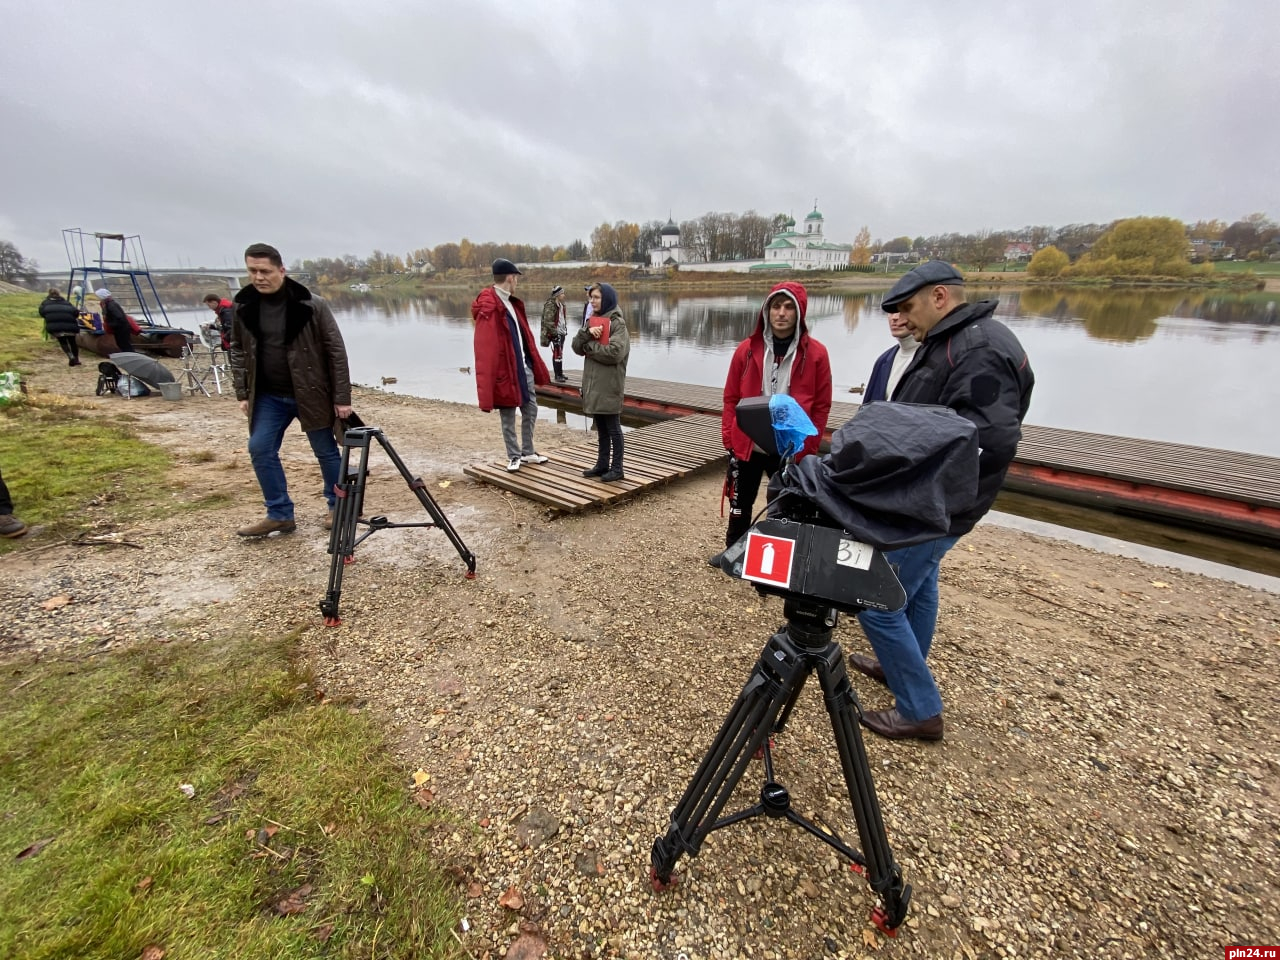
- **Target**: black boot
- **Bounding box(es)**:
[553,360,567,383]
[582,462,607,478]
[600,436,625,483]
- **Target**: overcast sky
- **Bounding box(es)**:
[3,0,1277,271]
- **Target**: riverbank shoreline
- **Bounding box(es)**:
[4,341,1279,958]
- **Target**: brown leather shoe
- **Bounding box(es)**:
[860,708,944,742]
[848,653,887,686]
[0,514,28,538]
[324,509,334,530]
[236,517,297,538]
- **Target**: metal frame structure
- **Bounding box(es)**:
[62,228,172,326]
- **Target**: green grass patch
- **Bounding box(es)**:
[0,633,463,958]
[0,293,48,370]
[0,402,171,549]
[1210,260,1280,277]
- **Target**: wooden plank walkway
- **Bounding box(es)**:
[463,414,726,512]
[538,372,1280,542]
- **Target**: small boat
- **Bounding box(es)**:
[77,324,193,359]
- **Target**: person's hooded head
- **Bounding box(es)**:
[759,281,808,341]
[589,283,619,315]
[95,287,112,300]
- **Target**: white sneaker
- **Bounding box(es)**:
[506,457,522,472]
[520,453,549,464]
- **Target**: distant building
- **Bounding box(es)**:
[648,218,689,267]
[760,205,852,271]
[1004,241,1036,261]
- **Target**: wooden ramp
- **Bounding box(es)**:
[463,414,726,512]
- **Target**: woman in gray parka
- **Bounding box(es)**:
[572,282,630,482]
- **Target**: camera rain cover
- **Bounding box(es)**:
[783,402,980,551]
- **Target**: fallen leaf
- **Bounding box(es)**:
[178,783,196,799]
[322,822,337,836]
[275,883,313,916]
[141,946,166,960]
[311,922,335,942]
[467,882,484,899]
[412,787,434,809]
[15,836,55,860]
[136,876,153,892]
[438,480,451,488]
[1150,580,1170,589]
[40,596,72,610]
[203,814,223,826]
[861,927,879,950]
[498,885,525,910]
[505,931,548,960]
[412,768,430,787]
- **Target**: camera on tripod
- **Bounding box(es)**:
[715,395,905,615]
[649,396,980,937]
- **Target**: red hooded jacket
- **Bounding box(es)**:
[721,281,833,460]
[472,285,550,411]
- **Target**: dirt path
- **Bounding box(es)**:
[6,349,1279,959]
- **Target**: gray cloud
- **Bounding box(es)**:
[2,0,1276,270]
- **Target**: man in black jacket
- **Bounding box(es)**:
[851,261,1034,741]
[229,243,352,538]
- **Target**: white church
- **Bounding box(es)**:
[760,206,853,270]
[648,205,852,272]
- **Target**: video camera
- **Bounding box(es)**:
[715,396,906,615]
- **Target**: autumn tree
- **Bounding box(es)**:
[1222,213,1278,260]
[1027,245,1069,278]
[850,226,872,265]
[1068,216,1193,276]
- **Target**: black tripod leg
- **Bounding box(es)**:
[372,431,477,576]
[815,648,911,935]
[650,631,804,889]
[319,431,372,626]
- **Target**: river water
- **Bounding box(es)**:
[165,285,1280,581]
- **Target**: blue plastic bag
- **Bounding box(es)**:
[769,394,818,458]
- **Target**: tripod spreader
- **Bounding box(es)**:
[320,425,476,626]
[649,600,911,937]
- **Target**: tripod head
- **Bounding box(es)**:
[716,397,905,615]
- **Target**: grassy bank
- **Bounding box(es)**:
[0,632,462,959]
[1,292,47,369]
[0,297,463,957]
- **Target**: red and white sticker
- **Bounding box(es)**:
[742,531,796,588]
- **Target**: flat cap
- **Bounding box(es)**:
[881,260,964,312]
[491,258,522,276]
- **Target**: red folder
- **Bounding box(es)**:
[591,317,610,346]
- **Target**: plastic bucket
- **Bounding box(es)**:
[159,382,183,401]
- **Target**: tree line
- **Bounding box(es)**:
[2,211,1275,287]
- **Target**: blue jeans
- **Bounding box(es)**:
[855,535,960,722]
[247,393,341,521]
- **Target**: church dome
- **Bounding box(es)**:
[660,218,680,236]
[804,208,823,220]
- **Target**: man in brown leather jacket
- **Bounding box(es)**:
[229,243,352,538]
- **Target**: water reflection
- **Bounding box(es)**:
[163,285,1280,456]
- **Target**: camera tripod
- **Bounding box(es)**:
[649,597,911,937]
[320,425,476,626]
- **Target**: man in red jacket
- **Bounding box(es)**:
[711,281,832,566]
[471,259,551,472]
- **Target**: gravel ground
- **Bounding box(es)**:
[5,351,1279,959]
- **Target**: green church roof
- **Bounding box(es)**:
[805,209,823,220]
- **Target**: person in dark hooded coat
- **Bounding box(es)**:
[710,281,832,566]
[571,283,630,482]
[40,288,82,365]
